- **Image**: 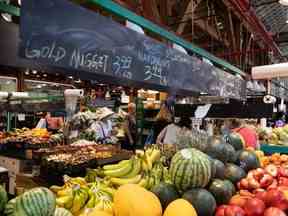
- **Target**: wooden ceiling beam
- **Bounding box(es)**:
[176,0,202,35]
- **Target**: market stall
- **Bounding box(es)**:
[1,0,287,216]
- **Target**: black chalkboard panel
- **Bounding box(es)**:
[19,0,245,99]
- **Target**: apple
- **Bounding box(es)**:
[254,189,267,203]
[265,164,278,177]
[225,205,246,216]
[260,174,274,188]
[278,166,288,178]
[264,207,287,216]
[239,190,255,197]
[215,205,227,216]
[265,189,288,210]
[248,177,260,190]
[267,179,278,190]
[243,198,265,216]
[229,195,251,208]
[253,168,265,181]
[215,205,246,216]
[238,178,249,190]
[279,177,288,187]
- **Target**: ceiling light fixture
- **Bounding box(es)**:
[280,0,288,6]
[32,70,37,74]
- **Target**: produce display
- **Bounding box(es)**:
[0,127,63,148]
[4,130,288,216]
[259,125,288,146]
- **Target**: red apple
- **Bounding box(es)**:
[215,205,246,216]
[253,168,265,181]
[254,190,267,203]
[229,195,251,208]
[238,178,249,190]
[278,167,288,178]
[215,205,227,216]
[264,207,287,216]
[225,205,246,216]
[265,189,288,210]
[243,198,265,216]
[239,190,255,197]
[248,177,260,190]
[265,164,278,177]
[279,177,288,187]
[267,179,278,190]
[260,174,274,188]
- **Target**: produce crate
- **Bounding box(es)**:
[260,144,288,154]
[40,152,132,186]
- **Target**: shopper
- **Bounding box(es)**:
[123,103,137,150]
[152,102,173,143]
[36,112,63,132]
[156,116,192,145]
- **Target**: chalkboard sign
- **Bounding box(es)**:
[271,79,288,100]
[19,0,245,99]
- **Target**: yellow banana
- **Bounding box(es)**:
[149,149,161,165]
[142,159,149,172]
[56,195,73,208]
[110,174,142,186]
[137,177,148,188]
[85,192,96,208]
[70,192,83,214]
[57,188,73,197]
[102,160,130,170]
[122,158,142,178]
[50,185,65,193]
[71,177,87,186]
[103,160,133,177]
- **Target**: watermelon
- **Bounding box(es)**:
[211,159,225,179]
[151,182,179,210]
[15,187,56,216]
[54,208,73,216]
[225,144,237,163]
[208,179,234,205]
[0,185,8,212]
[205,137,229,163]
[224,163,246,184]
[169,148,212,192]
[182,188,216,216]
[236,150,260,172]
[225,132,245,150]
[224,179,236,195]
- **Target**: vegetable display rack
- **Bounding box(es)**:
[260,144,288,154]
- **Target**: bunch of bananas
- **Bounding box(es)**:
[85,146,170,189]
[51,176,115,215]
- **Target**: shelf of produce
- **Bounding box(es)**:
[260,144,288,154]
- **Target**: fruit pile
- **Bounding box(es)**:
[267,125,288,146]
[0,127,63,147]
[216,163,288,215]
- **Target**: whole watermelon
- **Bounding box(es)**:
[205,137,229,163]
[236,150,260,172]
[225,132,245,151]
[182,188,216,216]
[208,179,234,205]
[169,148,212,192]
[54,208,73,216]
[0,185,8,213]
[15,187,56,216]
[224,179,236,195]
[211,159,225,179]
[151,182,179,210]
[224,163,247,184]
[225,144,237,163]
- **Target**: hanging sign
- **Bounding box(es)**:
[19,0,245,99]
